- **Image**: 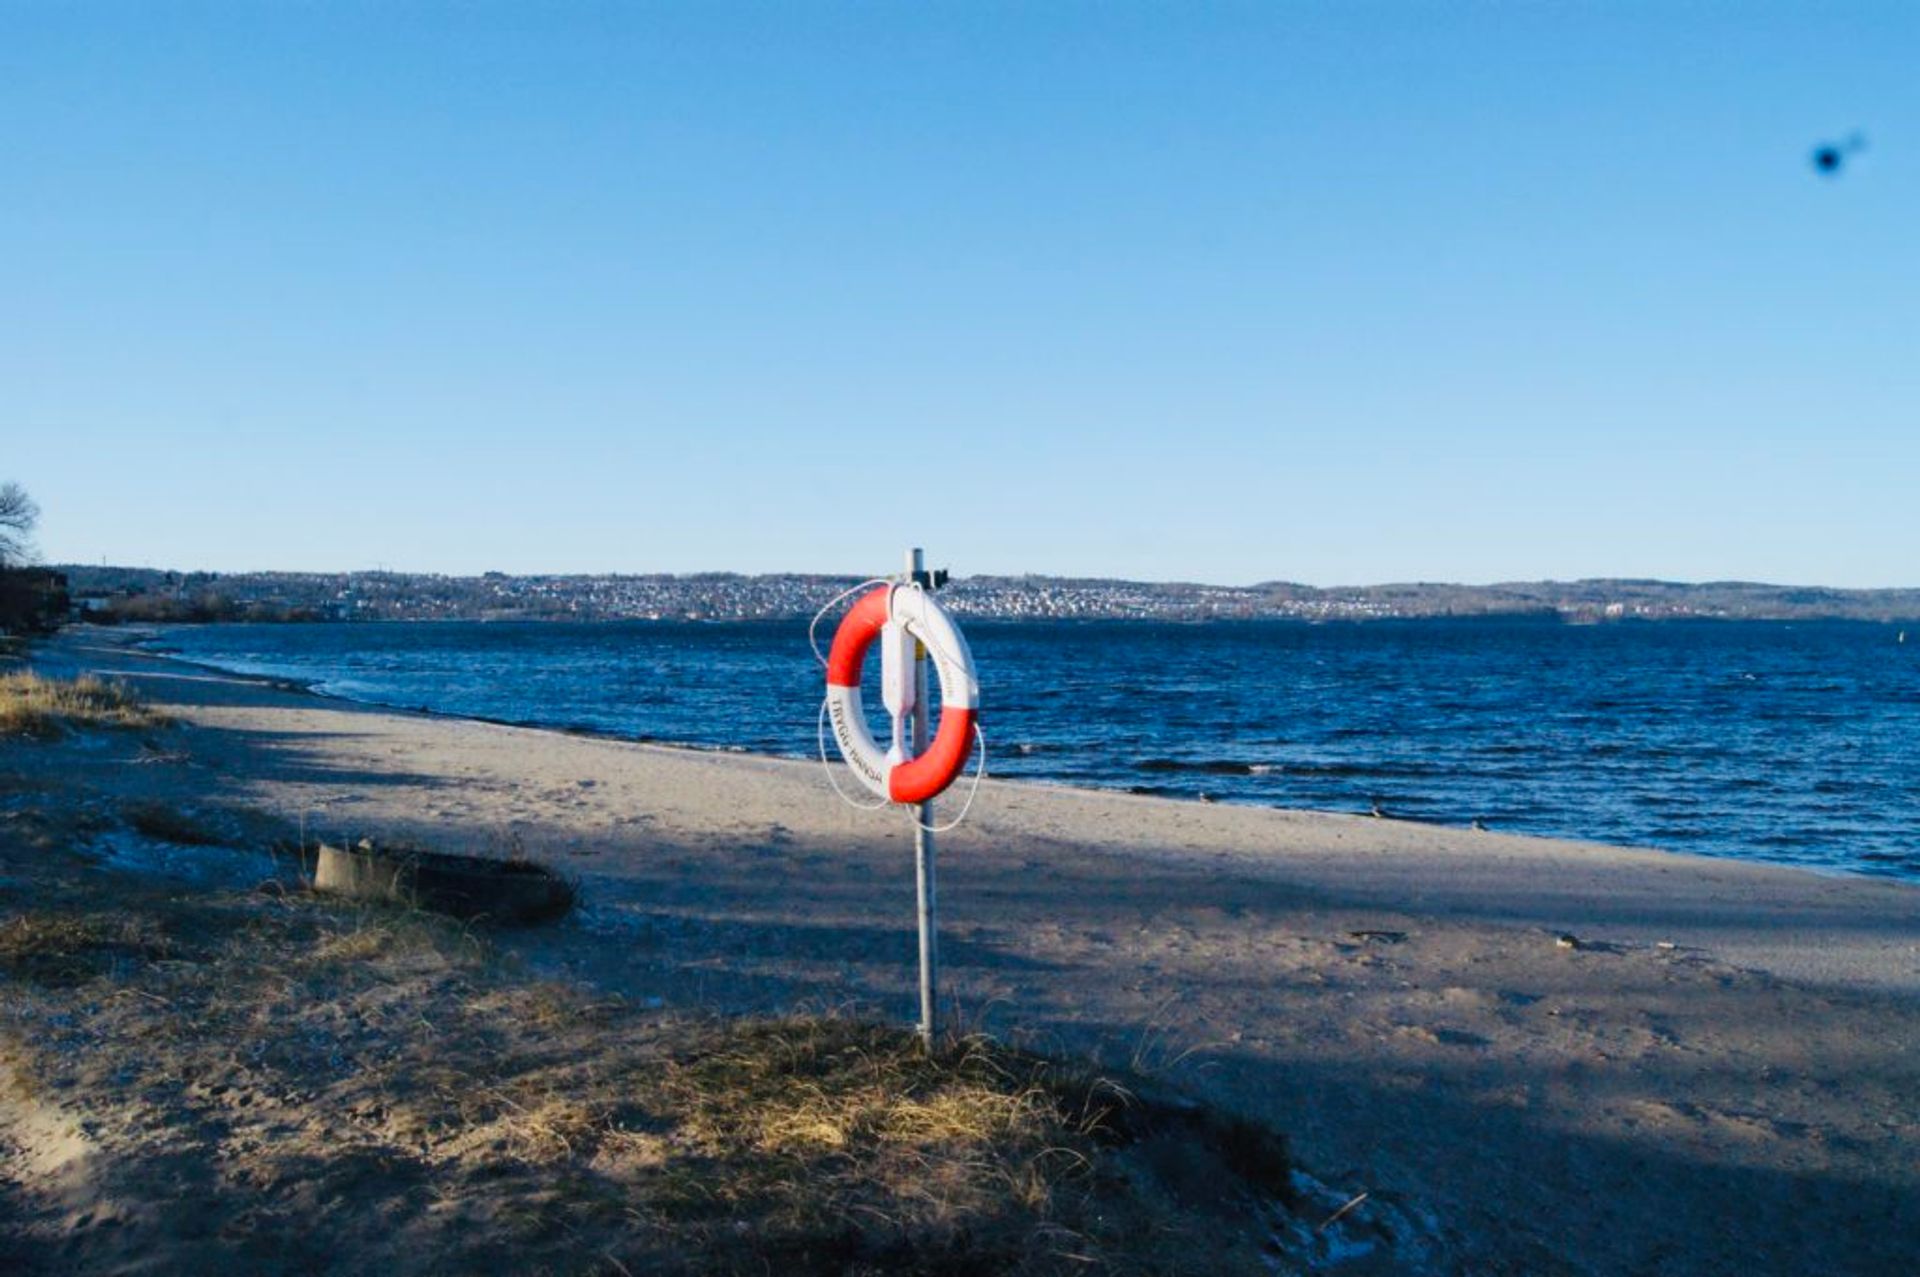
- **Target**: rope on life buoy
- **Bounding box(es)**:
[910,720,987,833]
[809,578,891,672]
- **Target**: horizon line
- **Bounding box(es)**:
[43,562,1920,595]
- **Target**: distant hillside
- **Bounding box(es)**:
[1233,577,1920,623]
[52,565,1920,625]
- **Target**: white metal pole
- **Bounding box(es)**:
[908,546,938,1052]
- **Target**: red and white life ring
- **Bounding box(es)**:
[825,585,979,804]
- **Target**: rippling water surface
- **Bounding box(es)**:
[153,618,1920,881]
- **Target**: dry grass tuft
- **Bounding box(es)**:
[305,921,409,965]
[0,1038,38,1103]
[299,907,488,971]
[619,1015,1293,1274]
[0,909,178,985]
[0,671,169,738]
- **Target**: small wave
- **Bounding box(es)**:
[1646,825,1712,841]
[1135,758,1260,776]
[1134,757,1459,780]
[1584,743,1704,761]
[1284,761,1445,779]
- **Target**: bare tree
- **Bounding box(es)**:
[0,481,39,567]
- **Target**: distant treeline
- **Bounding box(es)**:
[50,565,1920,626]
[88,592,330,625]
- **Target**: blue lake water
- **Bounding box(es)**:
[149,617,1920,882]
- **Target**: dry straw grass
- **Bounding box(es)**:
[299,908,489,969]
[0,792,1292,1275]
[0,671,169,738]
[614,1015,1293,1274]
[0,910,178,985]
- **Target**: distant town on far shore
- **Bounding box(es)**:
[49,565,1920,626]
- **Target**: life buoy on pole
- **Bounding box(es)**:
[825,585,979,804]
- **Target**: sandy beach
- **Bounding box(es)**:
[8,630,1920,1275]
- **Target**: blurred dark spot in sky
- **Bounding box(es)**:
[1812,132,1867,177]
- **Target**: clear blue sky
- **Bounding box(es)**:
[4,2,1914,586]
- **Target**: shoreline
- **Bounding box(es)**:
[34,626,1920,992]
[117,621,1917,888]
[12,628,1920,1274]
